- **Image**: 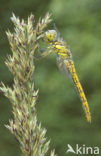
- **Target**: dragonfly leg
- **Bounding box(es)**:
[34,46,52,60]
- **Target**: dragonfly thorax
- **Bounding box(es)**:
[44,30,57,43]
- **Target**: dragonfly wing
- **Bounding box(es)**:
[56,55,71,78]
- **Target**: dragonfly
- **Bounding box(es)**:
[37,29,91,123]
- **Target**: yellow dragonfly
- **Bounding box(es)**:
[37,29,91,123]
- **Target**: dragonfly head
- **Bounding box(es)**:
[44,30,57,43]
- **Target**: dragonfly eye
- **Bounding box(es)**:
[44,30,57,43]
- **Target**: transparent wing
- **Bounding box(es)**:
[54,23,62,40]
[54,23,68,46]
[56,55,71,78]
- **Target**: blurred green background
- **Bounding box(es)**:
[0,0,101,155]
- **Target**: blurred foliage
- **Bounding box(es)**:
[0,0,101,156]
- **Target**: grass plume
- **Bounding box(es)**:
[0,13,56,156]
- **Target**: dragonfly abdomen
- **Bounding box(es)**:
[64,60,91,123]
[73,72,91,123]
